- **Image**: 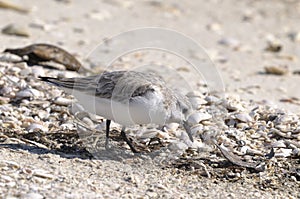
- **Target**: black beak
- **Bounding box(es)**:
[183,120,194,142]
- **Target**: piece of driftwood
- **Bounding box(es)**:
[4,43,82,71]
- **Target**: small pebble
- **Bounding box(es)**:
[264,65,289,75]
[2,24,30,37]
[265,35,282,52]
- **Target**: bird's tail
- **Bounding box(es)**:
[39,76,75,89]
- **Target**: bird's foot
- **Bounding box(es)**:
[120,130,139,153]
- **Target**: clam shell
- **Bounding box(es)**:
[235,113,252,123]
[187,112,212,124]
[16,88,42,98]
[189,97,207,109]
[54,97,74,106]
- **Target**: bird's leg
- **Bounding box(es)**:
[105,119,111,149]
[183,120,194,142]
[120,127,138,153]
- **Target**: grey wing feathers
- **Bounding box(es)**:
[41,70,164,99]
[95,71,126,98]
[94,71,163,99]
[40,75,100,91]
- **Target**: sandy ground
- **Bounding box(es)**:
[0,0,299,198]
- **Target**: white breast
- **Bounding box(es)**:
[70,89,169,126]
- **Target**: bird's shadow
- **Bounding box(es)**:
[0,143,139,161]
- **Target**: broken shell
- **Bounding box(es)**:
[31,66,46,77]
[18,79,27,89]
[136,129,159,140]
[33,169,55,179]
[82,117,94,127]
[245,147,264,156]
[0,96,9,104]
[270,140,286,148]
[0,86,13,96]
[187,112,212,124]
[204,95,220,105]
[235,113,252,123]
[27,123,48,132]
[168,140,188,153]
[0,53,22,62]
[37,110,50,120]
[274,114,298,124]
[223,99,245,111]
[275,148,292,157]
[236,122,249,129]
[164,123,179,132]
[292,148,299,156]
[53,97,74,106]
[16,88,41,99]
[60,122,76,130]
[189,97,207,109]
[190,124,203,135]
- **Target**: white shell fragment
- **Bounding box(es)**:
[54,97,75,106]
[270,140,286,148]
[235,113,252,123]
[187,112,212,124]
[16,88,42,99]
[275,148,293,158]
[31,66,46,77]
[27,123,48,132]
[0,53,22,62]
[189,97,207,109]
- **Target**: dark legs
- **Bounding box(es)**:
[105,119,111,149]
[121,127,138,153]
[183,120,194,142]
[105,119,138,153]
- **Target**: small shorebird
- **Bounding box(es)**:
[40,70,193,152]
